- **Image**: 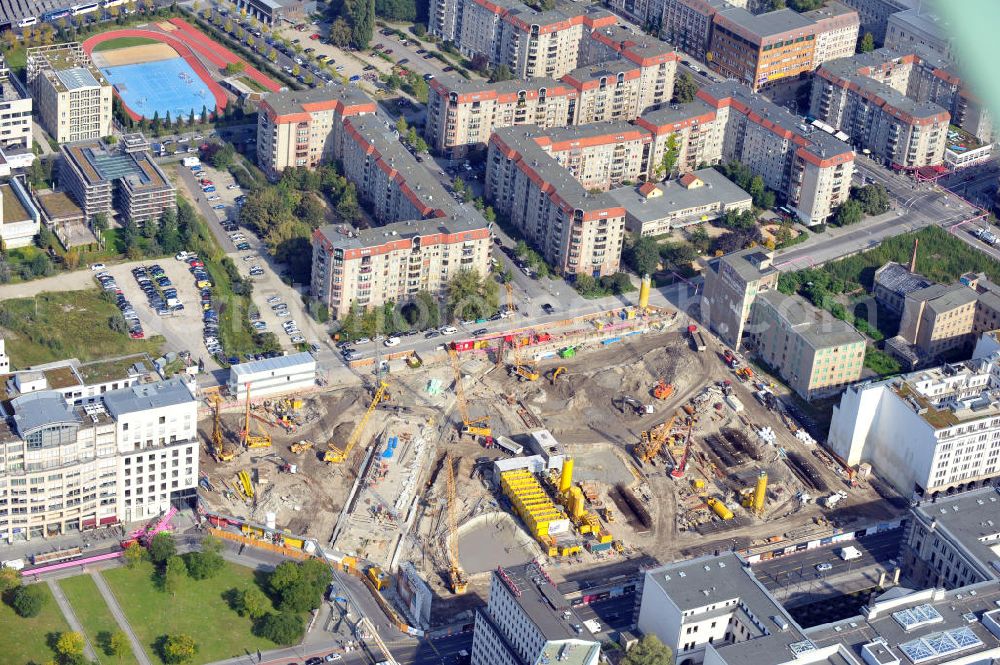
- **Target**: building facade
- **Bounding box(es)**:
[26,43,112,145]
[709,8,817,91]
[747,290,866,400]
[0,377,198,542]
[470,563,601,665]
[884,6,952,60]
[0,179,41,249]
[311,216,492,319]
[256,85,376,178]
[837,0,915,43]
[227,353,318,401]
[701,248,779,349]
[828,353,1000,496]
[660,0,732,61]
[806,1,862,65]
[896,272,1000,360]
[0,56,33,151]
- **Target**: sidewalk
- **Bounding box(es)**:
[47,578,99,662]
[91,570,155,665]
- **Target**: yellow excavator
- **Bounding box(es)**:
[448,349,491,439]
[548,366,566,385]
[241,383,271,449]
[445,454,468,594]
[210,394,236,462]
[290,440,314,454]
[325,381,389,463]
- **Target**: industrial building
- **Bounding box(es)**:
[872,261,934,316]
[59,139,175,227]
[0,376,198,542]
[470,562,602,665]
[255,84,376,178]
[226,353,318,401]
[747,290,866,400]
[701,248,779,349]
[26,43,112,145]
[827,352,1000,497]
[311,216,492,319]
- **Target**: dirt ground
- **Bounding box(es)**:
[91,42,179,67]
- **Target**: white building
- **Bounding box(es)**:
[0,377,198,542]
[0,179,41,249]
[227,352,318,401]
[0,56,33,151]
[828,354,1000,498]
[470,562,601,665]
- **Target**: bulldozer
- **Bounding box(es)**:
[289,440,314,454]
[653,380,674,400]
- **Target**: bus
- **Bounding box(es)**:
[72,2,100,15]
[17,16,38,27]
[41,7,72,22]
[101,0,128,8]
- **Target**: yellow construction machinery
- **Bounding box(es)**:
[241,384,272,449]
[448,349,492,438]
[445,454,468,594]
[637,416,675,463]
[503,283,539,381]
[289,440,314,454]
[325,381,388,463]
[549,366,566,384]
[237,469,254,499]
[209,394,236,462]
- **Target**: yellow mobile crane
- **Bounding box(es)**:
[504,283,539,381]
[325,381,389,463]
[448,349,492,438]
[210,394,236,462]
[240,383,272,449]
[445,454,468,594]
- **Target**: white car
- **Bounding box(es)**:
[90,263,106,271]
[227,184,240,190]
[384,336,400,347]
[206,195,220,201]
[290,335,306,344]
[175,251,192,261]
[439,326,458,335]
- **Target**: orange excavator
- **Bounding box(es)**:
[653,380,674,400]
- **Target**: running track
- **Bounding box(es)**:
[82,19,280,121]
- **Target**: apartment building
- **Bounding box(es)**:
[0,377,198,542]
[885,6,952,60]
[608,169,752,236]
[828,352,1000,496]
[470,563,601,665]
[60,139,175,227]
[0,57,33,151]
[535,122,652,190]
[747,290,866,400]
[26,43,112,145]
[701,248,778,349]
[709,8,817,91]
[311,216,492,319]
[805,1,862,65]
[424,23,676,157]
[660,0,732,61]
[341,116,457,225]
[256,84,377,178]
[838,0,916,43]
[635,98,726,176]
[486,125,627,277]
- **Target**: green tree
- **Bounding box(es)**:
[160,633,198,664]
[859,31,875,53]
[123,542,145,568]
[447,268,499,320]
[254,611,304,645]
[690,224,710,253]
[278,578,323,612]
[622,635,674,665]
[12,584,46,617]
[296,192,326,228]
[672,71,698,103]
[0,565,22,593]
[329,17,352,47]
[183,548,224,580]
[148,532,176,564]
[623,235,661,276]
[107,630,129,662]
[236,586,270,619]
[55,632,86,661]
[336,183,361,222]
[163,555,185,595]
[834,199,864,226]
[347,0,375,49]
[488,64,514,82]
[269,560,301,595]
[658,133,679,179]
[211,143,236,169]
[854,183,890,215]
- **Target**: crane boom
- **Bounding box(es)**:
[503,283,538,381]
[325,381,388,463]
[210,394,235,462]
[445,454,468,593]
[448,349,491,437]
[241,383,271,449]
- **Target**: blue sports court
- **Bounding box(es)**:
[100,57,216,120]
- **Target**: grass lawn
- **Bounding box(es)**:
[93,36,160,51]
[0,583,73,665]
[103,561,279,664]
[0,290,164,368]
[59,575,142,665]
[237,75,268,92]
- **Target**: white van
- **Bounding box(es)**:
[839,546,862,561]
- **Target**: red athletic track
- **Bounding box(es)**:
[82,20,280,122]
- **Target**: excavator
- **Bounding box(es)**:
[325,380,389,463]
[503,283,539,382]
[209,394,236,462]
[653,379,674,400]
[445,454,468,593]
[548,366,566,385]
[448,349,492,439]
[240,383,272,449]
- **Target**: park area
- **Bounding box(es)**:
[0,583,71,665]
[58,575,142,665]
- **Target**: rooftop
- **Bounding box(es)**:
[35,190,83,221]
[1,183,32,225]
[102,377,194,418]
[316,213,490,252]
[54,67,100,91]
[261,82,373,117]
[909,486,1000,580]
[607,168,752,225]
[874,262,935,298]
[756,291,865,349]
[229,352,316,381]
[710,247,777,283]
[714,6,814,43]
[61,140,171,192]
[76,354,151,385]
[10,390,80,437]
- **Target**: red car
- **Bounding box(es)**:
[188,259,205,268]
[129,330,145,339]
[310,33,321,40]
[199,178,212,185]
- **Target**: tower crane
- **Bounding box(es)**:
[445,454,468,594]
[448,349,492,439]
[210,394,235,462]
[325,381,389,463]
[240,383,272,449]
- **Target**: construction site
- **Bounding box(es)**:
[194,279,905,630]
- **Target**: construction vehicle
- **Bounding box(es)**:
[445,454,469,594]
[209,394,236,462]
[653,380,674,400]
[325,381,388,463]
[289,440,314,454]
[448,349,492,438]
[637,416,675,463]
[619,394,654,416]
[237,469,254,499]
[503,283,539,381]
[548,366,566,384]
[688,325,707,352]
[240,383,272,449]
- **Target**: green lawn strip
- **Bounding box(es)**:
[0,583,73,665]
[0,290,164,368]
[102,561,279,664]
[59,575,142,665]
[93,36,161,51]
